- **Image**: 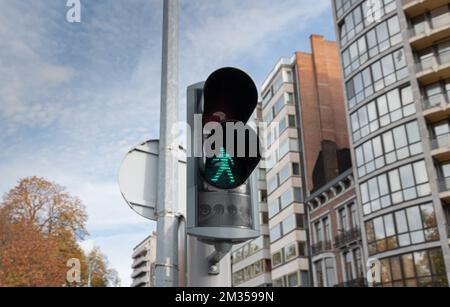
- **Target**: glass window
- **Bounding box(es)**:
[279,164,290,184]
[400,164,415,188]
[413,161,428,184]
[288,115,296,128]
[282,215,295,234]
[270,224,281,242]
[288,272,299,287]
[284,243,298,262]
[269,199,280,218]
[280,189,294,208]
[268,176,278,194]
[414,251,431,277]
[325,258,337,287]
[272,250,283,267]
[407,206,422,231]
[368,203,439,255]
[395,210,408,233]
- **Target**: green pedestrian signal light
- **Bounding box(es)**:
[209,147,236,184]
[204,147,239,189]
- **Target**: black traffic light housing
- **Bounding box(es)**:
[186,67,261,243]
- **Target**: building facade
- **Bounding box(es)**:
[131,232,157,287]
[261,35,351,287]
[231,104,273,287]
[332,0,450,286]
[307,170,365,287]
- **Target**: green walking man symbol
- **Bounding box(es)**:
[210,147,236,184]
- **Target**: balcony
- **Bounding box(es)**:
[131,256,147,269]
[131,263,150,279]
[409,22,450,50]
[403,0,450,17]
[311,240,332,256]
[430,134,450,161]
[438,177,450,203]
[334,277,367,287]
[415,54,450,85]
[131,274,149,287]
[334,228,361,249]
[422,94,450,122]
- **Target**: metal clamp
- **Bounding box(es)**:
[207,241,232,275]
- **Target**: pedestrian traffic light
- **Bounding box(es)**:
[186,67,261,244]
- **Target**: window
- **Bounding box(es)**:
[366,203,439,256]
[315,221,323,243]
[288,115,296,128]
[300,270,310,287]
[261,211,269,225]
[355,121,422,178]
[342,15,401,77]
[273,277,284,287]
[269,199,280,218]
[270,214,304,243]
[344,252,354,281]
[339,0,397,46]
[324,217,331,242]
[284,243,298,262]
[272,250,283,268]
[267,176,278,194]
[375,248,448,287]
[349,203,359,228]
[282,215,295,234]
[288,272,300,287]
[354,248,364,278]
[292,163,300,176]
[280,189,293,209]
[339,208,348,231]
[232,259,272,286]
[274,97,285,116]
[315,260,324,287]
[278,138,299,159]
[325,258,337,287]
[279,164,290,184]
[259,189,267,203]
[232,236,270,264]
[361,160,430,215]
[270,224,281,242]
[347,49,408,108]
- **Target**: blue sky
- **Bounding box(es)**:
[0,0,336,286]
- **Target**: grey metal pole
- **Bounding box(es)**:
[155,0,179,287]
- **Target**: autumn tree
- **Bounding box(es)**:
[0,212,67,286]
[1,176,88,240]
[0,177,88,287]
[85,247,121,287]
[0,177,120,287]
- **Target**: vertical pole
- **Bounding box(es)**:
[155,0,179,287]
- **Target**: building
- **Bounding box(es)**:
[306,170,365,287]
[332,0,450,286]
[231,103,273,287]
[261,35,351,287]
[131,232,157,287]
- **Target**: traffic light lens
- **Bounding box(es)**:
[204,147,244,189]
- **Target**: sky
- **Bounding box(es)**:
[0,0,336,286]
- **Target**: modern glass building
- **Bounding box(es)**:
[332,0,450,286]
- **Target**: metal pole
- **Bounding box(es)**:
[155,0,179,287]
